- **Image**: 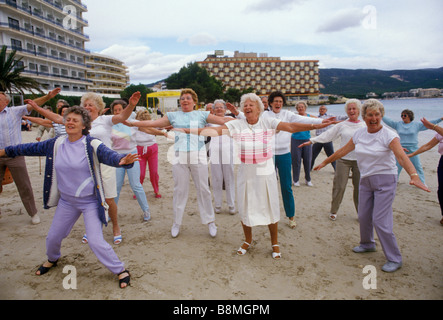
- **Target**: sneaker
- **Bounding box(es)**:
[293,181,300,187]
[31,214,41,225]
[208,222,217,237]
[171,224,180,238]
[214,207,221,214]
[143,209,151,222]
[352,245,376,253]
[228,207,236,215]
[306,180,313,187]
[382,261,402,273]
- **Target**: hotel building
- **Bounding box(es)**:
[0,0,90,95]
[86,52,130,98]
[198,51,320,102]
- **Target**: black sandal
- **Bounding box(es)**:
[118,269,130,288]
[36,260,58,276]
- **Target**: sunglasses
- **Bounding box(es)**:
[401,114,408,118]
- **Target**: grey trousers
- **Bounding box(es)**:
[331,159,360,214]
[0,156,38,217]
[358,174,402,264]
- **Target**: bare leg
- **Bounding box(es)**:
[106,198,120,237]
[238,222,252,253]
[268,223,280,256]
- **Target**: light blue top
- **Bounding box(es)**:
[167,111,210,151]
[382,116,442,148]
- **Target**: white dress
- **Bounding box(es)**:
[225,117,281,227]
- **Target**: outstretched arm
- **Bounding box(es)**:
[125,115,171,128]
[276,120,333,133]
[173,125,229,137]
[390,138,430,192]
[421,117,443,136]
[314,139,355,171]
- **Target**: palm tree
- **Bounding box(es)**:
[0,45,43,94]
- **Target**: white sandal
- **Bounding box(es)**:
[329,213,337,221]
[272,244,281,259]
[237,242,251,256]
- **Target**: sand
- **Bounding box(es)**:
[0,129,442,301]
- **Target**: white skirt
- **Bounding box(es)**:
[237,158,280,227]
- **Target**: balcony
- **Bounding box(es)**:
[0,0,90,40]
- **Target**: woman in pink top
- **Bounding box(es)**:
[408,118,443,225]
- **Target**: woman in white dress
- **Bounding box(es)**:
[176,93,333,259]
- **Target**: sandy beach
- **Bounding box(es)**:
[0,129,442,301]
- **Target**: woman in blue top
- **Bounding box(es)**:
[383,109,442,184]
[127,89,230,238]
[291,101,318,186]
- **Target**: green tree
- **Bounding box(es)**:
[0,45,42,94]
[121,83,152,107]
[165,62,224,103]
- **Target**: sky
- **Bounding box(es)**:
[81,0,443,85]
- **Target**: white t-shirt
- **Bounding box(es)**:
[311,120,366,161]
[90,115,114,148]
[352,126,399,178]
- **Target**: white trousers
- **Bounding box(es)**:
[172,151,215,226]
[211,163,235,209]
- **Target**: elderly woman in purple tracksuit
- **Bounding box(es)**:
[0,105,137,288]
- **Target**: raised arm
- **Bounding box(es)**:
[27,88,61,112]
[26,99,64,124]
[421,117,443,136]
[390,137,430,192]
[111,91,141,124]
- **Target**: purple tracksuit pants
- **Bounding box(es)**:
[45,194,125,274]
[358,174,402,264]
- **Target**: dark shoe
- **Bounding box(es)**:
[36,260,58,276]
[118,269,131,288]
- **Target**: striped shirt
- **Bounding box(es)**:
[0,105,30,149]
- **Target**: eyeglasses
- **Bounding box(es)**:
[401,114,408,118]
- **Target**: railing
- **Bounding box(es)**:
[0,0,90,40]
[0,22,90,54]
[4,44,88,68]
[21,68,92,83]
[40,0,88,25]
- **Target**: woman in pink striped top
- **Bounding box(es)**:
[175,93,332,259]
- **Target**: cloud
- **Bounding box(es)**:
[247,0,305,12]
[99,45,211,83]
[317,8,365,33]
[178,33,219,47]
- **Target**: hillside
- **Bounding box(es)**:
[319,67,443,97]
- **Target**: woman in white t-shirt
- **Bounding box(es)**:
[314,99,430,273]
[300,99,366,221]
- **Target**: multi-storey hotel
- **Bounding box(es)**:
[198,51,320,102]
[86,52,130,98]
[0,0,90,95]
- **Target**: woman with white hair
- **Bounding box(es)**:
[30,91,141,245]
[299,99,366,221]
[175,93,333,259]
[208,99,236,214]
[314,99,430,272]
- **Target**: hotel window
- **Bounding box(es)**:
[8,17,20,30]
[11,39,22,50]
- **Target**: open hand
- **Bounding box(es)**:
[119,153,139,165]
[129,91,141,107]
